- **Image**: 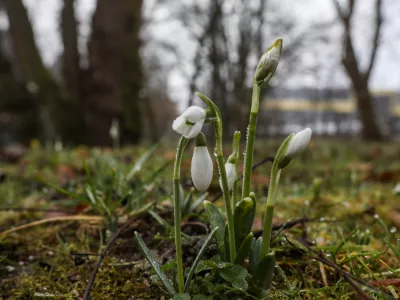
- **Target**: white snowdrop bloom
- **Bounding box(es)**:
[285,128,312,159]
[225,162,236,191]
[191,146,213,192]
[393,183,400,195]
[172,106,207,139]
[109,119,119,140]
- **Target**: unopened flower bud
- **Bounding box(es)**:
[225,161,236,191]
[255,38,283,88]
[191,133,213,191]
[279,128,312,169]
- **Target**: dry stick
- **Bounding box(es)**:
[0,215,103,237]
[0,207,76,213]
[82,217,137,300]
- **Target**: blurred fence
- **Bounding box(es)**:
[258,88,399,137]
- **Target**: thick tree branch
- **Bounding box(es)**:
[364,0,383,81]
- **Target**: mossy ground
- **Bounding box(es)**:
[0,139,399,299]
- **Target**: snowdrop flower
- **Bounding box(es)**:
[172,106,207,139]
[191,133,213,191]
[109,119,119,140]
[279,128,312,169]
[393,183,400,195]
[255,38,283,87]
[225,161,236,191]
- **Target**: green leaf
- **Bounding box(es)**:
[249,237,262,274]
[174,294,191,300]
[148,210,172,231]
[134,232,176,296]
[47,182,90,205]
[193,295,212,300]
[386,240,400,261]
[184,227,218,293]
[182,188,194,216]
[204,201,225,256]
[219,265,248,283]
[253,251,275,292]
[233,197,255,250]
[224,222,230,262]
[127,144,158,180]
[234,232,254,265]
[190,192,209,213]
[232,277,248,292]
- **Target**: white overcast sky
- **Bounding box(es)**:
[14,0,400,108]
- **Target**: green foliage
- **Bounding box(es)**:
[233,197,255,250]
[134,231,176,295]
[49,145,168,231]
[204,201,226,257]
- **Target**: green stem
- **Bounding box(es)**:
[216,154,236,262]
[173,136,188,293]
[232,131,241,207]
[260,205,275,257]
[260,159,281,257]
[242,83,261,199]
[195,92,236,262]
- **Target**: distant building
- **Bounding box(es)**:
[258,87,399,137]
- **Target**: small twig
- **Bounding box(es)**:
[181,221,209,233]
[82,217,137,300]
[319,261,329,287]
[0,207,76,214]
[272,216,314,231]
[0,215,103,237]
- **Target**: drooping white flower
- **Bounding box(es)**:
[255,38,283,87]
[285,128,312,159]
[278,128,312,169]
[109,119,119,140]
[172,106,207,139]
[191,146,213,192]
[225,161,236,191]
[393,183,400,195]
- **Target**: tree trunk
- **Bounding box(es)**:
[334,0,384,141]
[2,0,68,142]
[341,36,384,141]
[86,0,144,146]
[353,79,383,140]
[60,0,85,143]
[0,39,38,144]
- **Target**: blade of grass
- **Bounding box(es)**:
[48,182,90,205]
[127,144,158,180]
[134,231,176,296]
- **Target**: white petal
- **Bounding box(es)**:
[184,118,205,139]
[225,162,236,191]
[393,183,400,195]
[181,106,206,123]
[191,146,213,191]
[172,116,186,133]
[285,128,312,158]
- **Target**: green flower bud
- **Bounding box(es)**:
[255,38,283,88]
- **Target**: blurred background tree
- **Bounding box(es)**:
[0,0,398,146]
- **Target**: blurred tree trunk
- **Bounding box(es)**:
[233,1,255,135]
[86,0,144,146]
[60,0,85,143]
[333,0,384,141]
[0,41,38,144]
[2,0,73,142]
